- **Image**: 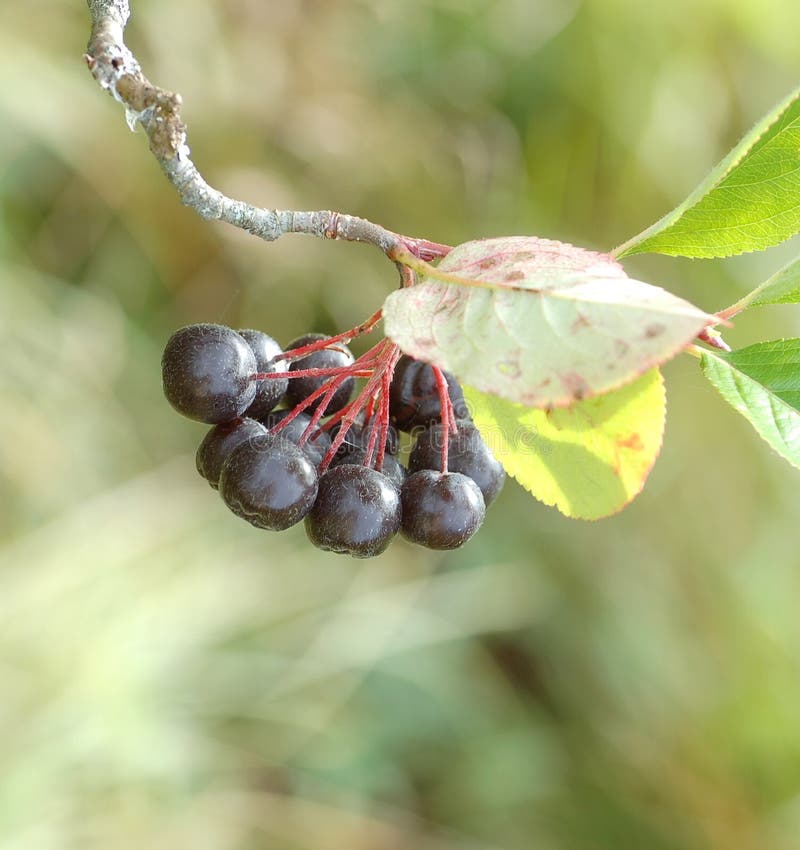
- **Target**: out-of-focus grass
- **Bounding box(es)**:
[2,1,800,848]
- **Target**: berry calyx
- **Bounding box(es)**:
[401,470,485,549]
[219,433,318,530]
[305,464,401,557]
[162,323,257,423]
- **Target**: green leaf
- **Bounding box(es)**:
[463,369,666,520]
[384,236,712,408]
[615,84,800,259]
[730,255,800,315]
[700,340,800,469]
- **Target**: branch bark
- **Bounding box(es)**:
[84,0,450,260]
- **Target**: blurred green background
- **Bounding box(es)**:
[2,1,800,848]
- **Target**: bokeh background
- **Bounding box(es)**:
[2,1,800,848]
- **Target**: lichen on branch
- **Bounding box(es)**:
[84,0,450,261]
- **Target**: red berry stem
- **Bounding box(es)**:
[271,309,384,369]
[300,375,355,446]
[318,339,400,471]
[398,263,417,289]
[359,344,400,469]
[363,395,377,422]
[239,301,407,474]
[254,367,374,380]
[316,338,393,432]
[362,413,381,469]
[259,333,389,443]
[267,371,353,437]
[374,345,401,471]
[432,365,455,472]
[400,237,452,262]
[271,370,352,435]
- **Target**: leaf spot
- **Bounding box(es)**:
[571,313,591,333]
[644,323,666,339]
[497,359,521,378]
[617,433,644,451]
[561,372,591,401]
[505,269,525,282]
[432,296,461,318]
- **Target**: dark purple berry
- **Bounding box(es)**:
[305,465,401,557]
[261,410,332,468]
[331,446,406,490]
[389,355,469,432]
[401,470,485,549]
[332,418,399,459]
[219,433,318,530]
[162,323,257,423]
[196,417,268,489]
[409,421,505,506]
[285,333,355,415]
[238,329,288,418]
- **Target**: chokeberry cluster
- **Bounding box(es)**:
[162,322,505,557]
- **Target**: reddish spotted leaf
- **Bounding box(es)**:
[384,236,713,407]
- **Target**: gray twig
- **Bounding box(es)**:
[84,0,448,259]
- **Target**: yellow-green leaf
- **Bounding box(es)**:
[463,369,666,520]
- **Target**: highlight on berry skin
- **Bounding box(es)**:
[162,324,258,424]
[162,321,505,556]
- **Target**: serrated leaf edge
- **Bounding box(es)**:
[613,83,800,259]
[700,348,800,469]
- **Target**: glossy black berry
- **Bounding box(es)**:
[261,409,332,468]
[196,417,268,489]
[409,421,505,506]
[389,355,470,432]
[330,446,407,490]
[284,333,355,415]
[219,433,318,530]
[162,323,257,423]
[305,465,401,557]
[401,470,485,549]
[238,329,288,418]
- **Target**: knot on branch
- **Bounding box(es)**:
[116,75,186,159]
[86,5,186,161]
[85,13,140,95]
